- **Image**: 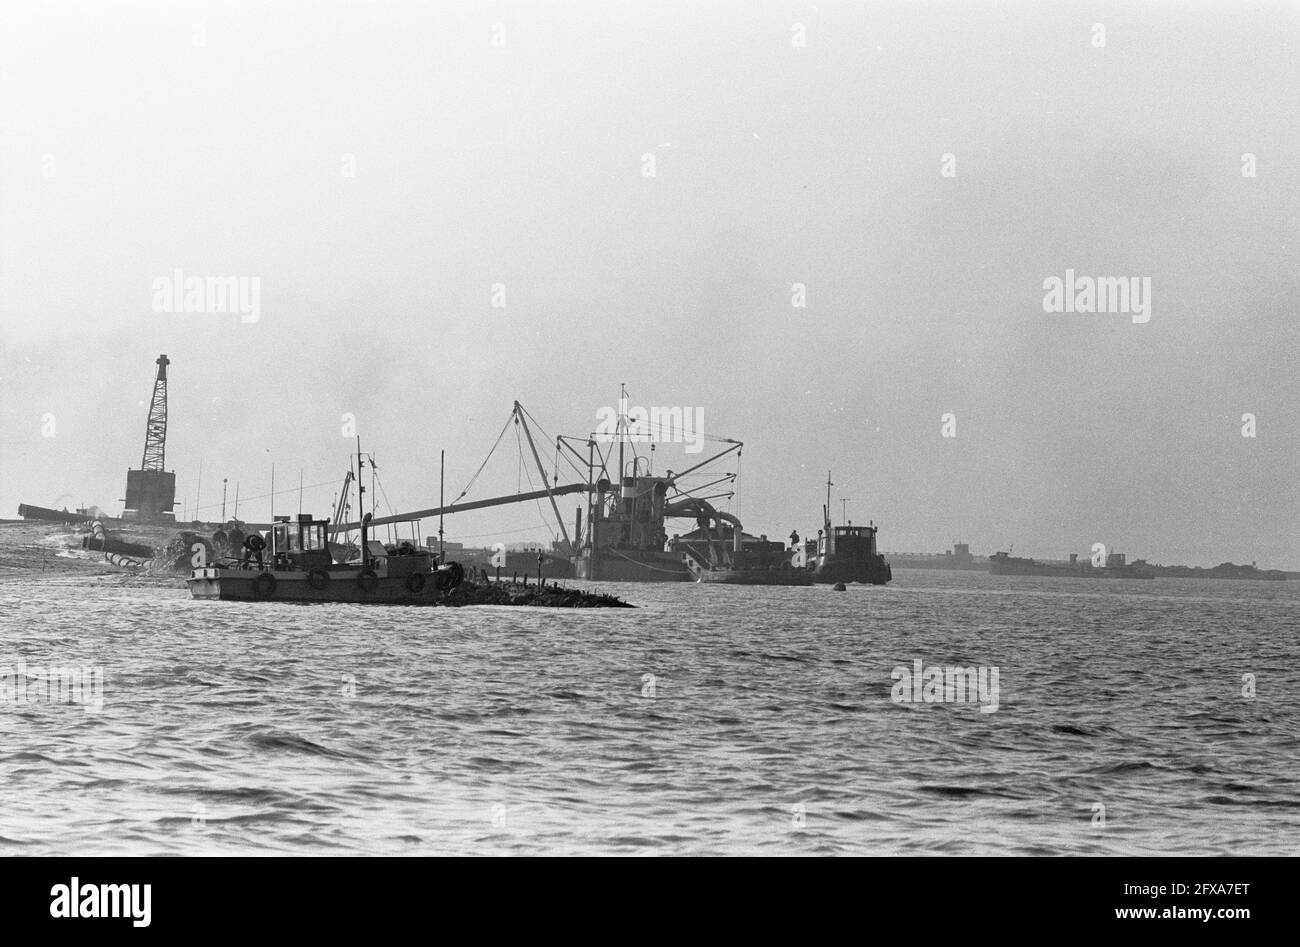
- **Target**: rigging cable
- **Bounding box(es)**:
[453,411,514,504]
[517,402,588,484]
[515,424,557,544]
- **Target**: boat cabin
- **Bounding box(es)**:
[814,524,878,558]
[270,514,333,571]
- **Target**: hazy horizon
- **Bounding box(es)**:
[2,0,1298,569]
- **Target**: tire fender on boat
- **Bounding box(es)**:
[405,572,426,594]
[357,569,379,594]
[253,572,277,599]
[307,569,330,590]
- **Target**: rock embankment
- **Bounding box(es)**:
[442,578,633,608]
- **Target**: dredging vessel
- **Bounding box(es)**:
[567,387,807,585]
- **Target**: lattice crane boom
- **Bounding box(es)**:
[122,354,177,522]
[141,354,169,471]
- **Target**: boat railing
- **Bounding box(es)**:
[211,555,272,571]
[212,555,357,572]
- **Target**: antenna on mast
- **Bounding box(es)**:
[618,382,626,483]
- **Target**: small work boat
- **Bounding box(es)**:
[187,512,465,604]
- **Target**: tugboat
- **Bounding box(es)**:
[187,511,465,603]
[802,472,892,585]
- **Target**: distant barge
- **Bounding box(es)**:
[885,544,985,571]
[989,551,1153,579]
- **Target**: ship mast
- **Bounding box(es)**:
[825,470,833,530]
[355,436,365,522]
[355,436,370,569]
[618,382,626,482]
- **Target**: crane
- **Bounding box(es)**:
[121,354,178,522]
[329,468,355,543]
[141,354,169,470]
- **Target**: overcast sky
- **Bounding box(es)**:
[2,0,1297,567]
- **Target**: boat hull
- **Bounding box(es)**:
[811,560,892,585]
[681,551,815,585]
[572,550,690,582]
[187,565,459,604]
[691,569,814,586]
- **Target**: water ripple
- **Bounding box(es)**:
[0,572,1296,854]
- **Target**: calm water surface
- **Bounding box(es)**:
[2,570,1297,855]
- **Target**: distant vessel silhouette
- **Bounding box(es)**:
[988,550,1153,579]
